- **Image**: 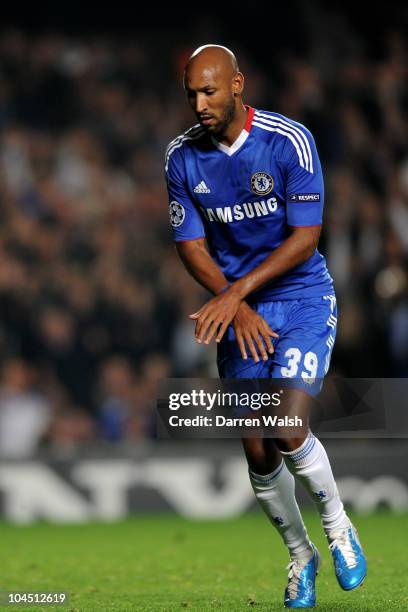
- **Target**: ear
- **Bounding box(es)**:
[232,72,244,97]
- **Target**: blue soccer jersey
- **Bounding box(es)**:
[165,106,334,301]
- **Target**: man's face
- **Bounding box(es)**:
[183,65,236,137]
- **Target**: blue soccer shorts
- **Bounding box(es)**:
[216,294,337,397]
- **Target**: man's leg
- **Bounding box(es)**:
[274,389,367,591]
[243,436,314,560]
[243,434,320,608]
[273,389,349,535]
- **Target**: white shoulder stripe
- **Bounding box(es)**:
[254,111,314,173]
[253,121,309,171]
[165,128,205,172]
[165,124,203,158]
[254,114,310,172]
[165,132,205,172]
[166,123,203,153]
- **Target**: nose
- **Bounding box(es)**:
[195,93,208,114]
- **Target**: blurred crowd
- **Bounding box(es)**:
[0,16,407,455]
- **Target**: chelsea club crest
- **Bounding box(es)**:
[251,172,274,196]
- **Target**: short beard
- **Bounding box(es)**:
[211,97,236,137]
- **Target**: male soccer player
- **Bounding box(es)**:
[165,45,367,608]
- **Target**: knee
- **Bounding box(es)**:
[275,436,307,453]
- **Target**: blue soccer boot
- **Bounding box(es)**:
[284,544,321,608]
[327,523,367,590]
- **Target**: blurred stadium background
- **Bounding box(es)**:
[0,1,408,526]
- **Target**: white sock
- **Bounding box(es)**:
[281,433,350,535]
[249,459,313,560]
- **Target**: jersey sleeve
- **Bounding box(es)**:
[164,145,206,241]
[283,125,324,227]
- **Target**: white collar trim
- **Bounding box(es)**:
[211,128,249,156]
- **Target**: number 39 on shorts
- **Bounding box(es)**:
[280,348,318,384]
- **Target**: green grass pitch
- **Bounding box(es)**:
[0,512,407,611]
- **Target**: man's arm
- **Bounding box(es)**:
[188,226,321,347]
[233,225,321,299]
[175,238,229,296]
[176,238,279,361]
[176,227,320,297]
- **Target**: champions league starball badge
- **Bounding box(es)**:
[251,172,274,196]
[169,201,185,227]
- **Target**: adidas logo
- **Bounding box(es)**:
[194,181,211,193]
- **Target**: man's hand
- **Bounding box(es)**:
[189,290,279,362]
[189,287,242,345]
[233,301,279,362]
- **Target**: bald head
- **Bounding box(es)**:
[185,45,239,78]
[183,44,245,137]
